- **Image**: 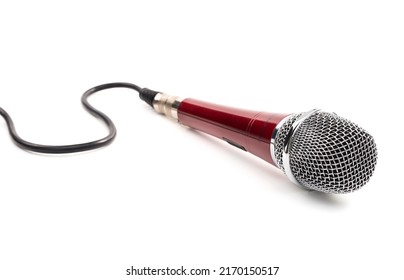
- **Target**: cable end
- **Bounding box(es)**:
[139,88,159,108]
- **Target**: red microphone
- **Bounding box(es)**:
[0,83,377,194]
[141,89,377,194]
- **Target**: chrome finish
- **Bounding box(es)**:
[287,110,377,193]
[152,93,184,121]
[270,114,292,168]
[273,109,377,194]
[272,112,302,172]
[282,109,321,188]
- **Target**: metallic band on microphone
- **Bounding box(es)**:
[152,92,183,121]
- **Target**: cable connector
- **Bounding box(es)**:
[139,88,183,121]
[139,88,160,108]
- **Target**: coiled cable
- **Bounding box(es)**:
[0,82,144,153]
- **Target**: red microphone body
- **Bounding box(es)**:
[178,98,287,166]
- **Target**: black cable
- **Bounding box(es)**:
[0,82,152,154]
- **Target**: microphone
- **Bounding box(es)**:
[140,89,377,194]
[0,82,377,194]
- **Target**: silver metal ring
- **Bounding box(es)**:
[270,115,292,168]
[282,109,321,187]
[152,93,184,121]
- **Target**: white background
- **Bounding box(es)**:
[1,1,403,279]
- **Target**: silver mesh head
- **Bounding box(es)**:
[273,111,377,194]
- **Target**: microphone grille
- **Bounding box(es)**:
[274,111,378,194]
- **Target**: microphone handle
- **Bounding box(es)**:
[177,98,289,166]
